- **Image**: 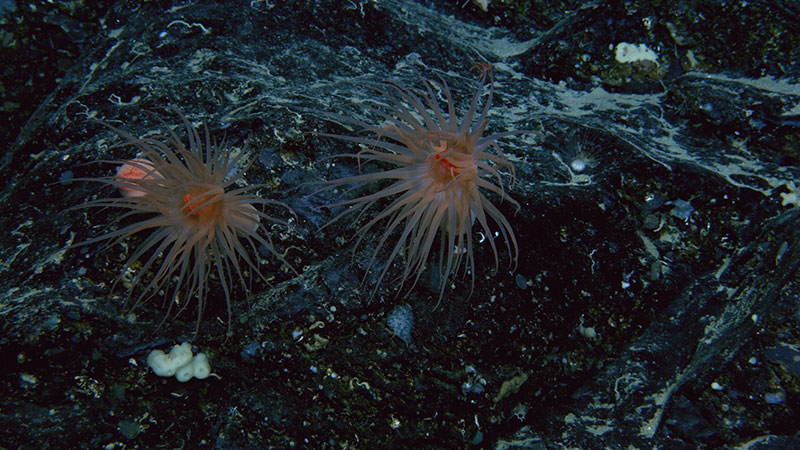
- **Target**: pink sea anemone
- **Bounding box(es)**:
[319,71,521,301]
[73,111,294,334]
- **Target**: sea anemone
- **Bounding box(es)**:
[563,127,599,174]
[318,71,521,300]
[73,111,294,334]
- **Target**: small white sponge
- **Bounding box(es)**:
[146,342,211,382]
[614,42,658,64]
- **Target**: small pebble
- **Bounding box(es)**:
[764,392,785,404]
[387,305,414,346]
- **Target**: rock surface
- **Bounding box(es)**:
[1,0,799,448]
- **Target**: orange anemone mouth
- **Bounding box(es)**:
[429,146,475,184]
[182,186,224,223]
[429,139,470,182]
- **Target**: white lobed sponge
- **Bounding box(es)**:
[614,42,658,65]
[146,342,211,382]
